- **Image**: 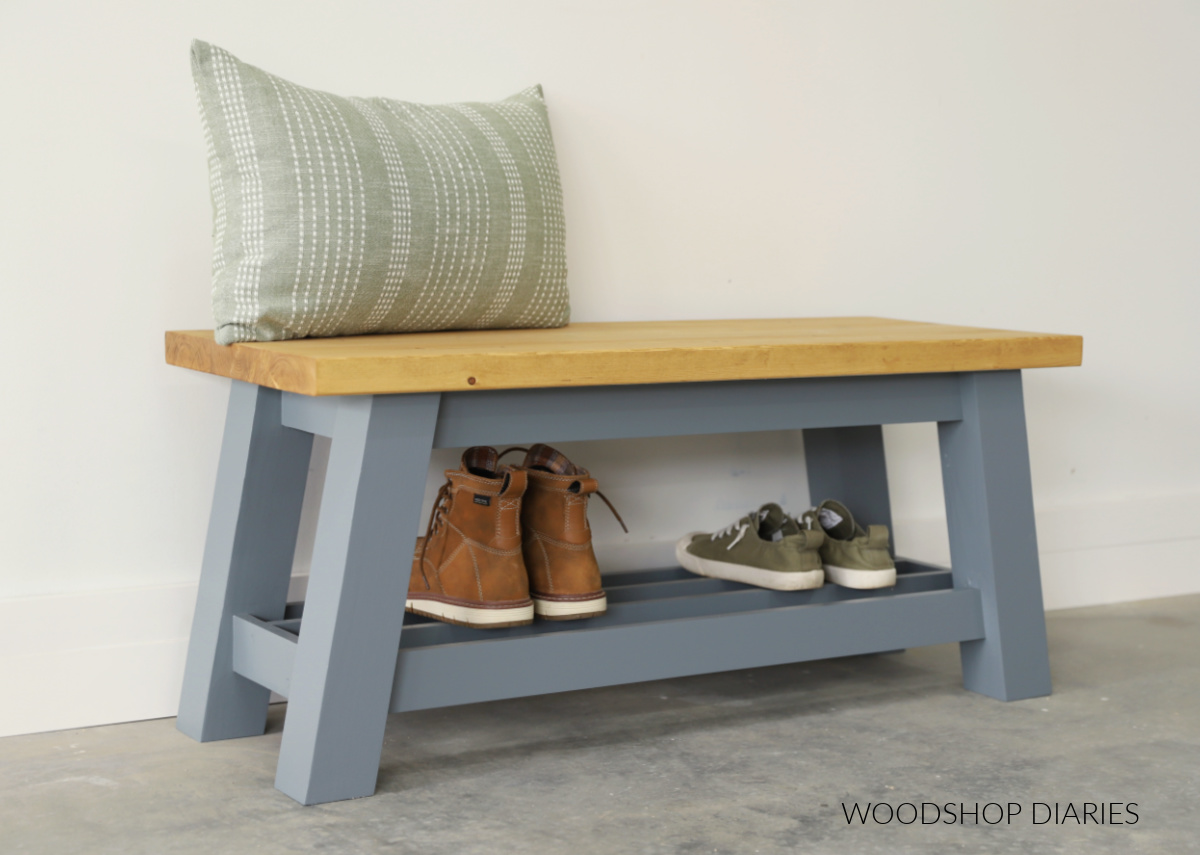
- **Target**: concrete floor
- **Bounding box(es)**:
[2,595,1198,855]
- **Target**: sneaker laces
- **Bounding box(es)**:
[497,445,629,533]
[712,512,758,550]
[799,508,831,533]
[799,504,855,540]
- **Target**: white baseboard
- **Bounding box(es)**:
[888,491,1200,611]
[0,577,306,739]
[2,493,1197,739]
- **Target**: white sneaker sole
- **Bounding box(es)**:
[675,534,825,591]
[533,594,607,620]
[406,598,533,628]
[823,563,897,589]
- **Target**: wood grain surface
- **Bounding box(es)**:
[165,317,1083,396]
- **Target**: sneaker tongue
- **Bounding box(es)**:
[462,446,500,478]
[524,443,580,475]
[817,500,857,539]
[756,503,788,541]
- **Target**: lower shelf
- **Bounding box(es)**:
[232,559,983,713]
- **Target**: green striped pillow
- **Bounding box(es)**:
[191,41,569,345]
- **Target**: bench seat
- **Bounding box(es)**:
[166,317,1082,395]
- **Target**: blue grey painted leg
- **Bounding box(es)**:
[275,393,440,805]
[938,371,1051,701]
[178,382,314,742]
[803,425,893,546]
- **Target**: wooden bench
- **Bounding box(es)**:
[167,317,1082,805]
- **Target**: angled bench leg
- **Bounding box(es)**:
[938,370,1051,701]
[178,382,314,742]
[803,425,894,544]
[275,393,440,805]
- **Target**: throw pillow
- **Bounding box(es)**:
[191,40,569,345]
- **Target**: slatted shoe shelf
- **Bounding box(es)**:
[235,560,974,714]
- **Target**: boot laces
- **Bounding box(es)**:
[424,481,453,542]
[497,446,629,533]
[593,490,628,534]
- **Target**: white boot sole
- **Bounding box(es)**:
[533,594,607,620]
[823,564,897,589]
[406,598,533,628]
[674,534,824,591]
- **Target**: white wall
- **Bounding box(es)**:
[1,1,1197,737]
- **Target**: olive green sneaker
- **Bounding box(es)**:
[801,499,896,589]
[676,503,826,590]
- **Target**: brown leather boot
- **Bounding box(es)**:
[406,447,534,628]
[501,444,627,621]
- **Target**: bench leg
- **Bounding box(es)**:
[938,370,1051,701]
[803,424,893,546]
[178,382,314,742]
[274,393,440,805]
[804,425,902,655]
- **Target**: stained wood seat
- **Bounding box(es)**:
[166,317,1082,395]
